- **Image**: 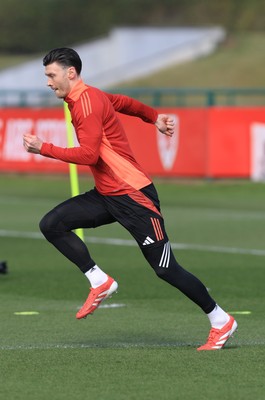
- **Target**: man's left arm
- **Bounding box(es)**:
[23,113,102,165]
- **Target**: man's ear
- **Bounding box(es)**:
[68,67,77,80]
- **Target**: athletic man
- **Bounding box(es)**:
[23,47,237,350]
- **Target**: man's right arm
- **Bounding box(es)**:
[105,93,175,137]
[105,92,158,124]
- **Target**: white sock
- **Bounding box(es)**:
[85,265,108,288]
[207,304,230,329]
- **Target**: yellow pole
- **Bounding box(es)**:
[64,102,84,241]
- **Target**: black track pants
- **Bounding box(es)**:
[39,185,216,313]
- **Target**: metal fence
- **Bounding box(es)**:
[112,87,265,107]
[1,87,265,107]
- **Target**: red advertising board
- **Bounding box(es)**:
[207,107,265,178]
[1,106,265,178]
[0,108,71,173]
[118,108,208,177]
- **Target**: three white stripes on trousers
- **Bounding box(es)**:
[159,241,171,269]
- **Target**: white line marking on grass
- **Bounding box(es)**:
[228,311,251,315]
[14,311,39,315]
[76,303,126,310]
[1,229,265,256]
[0,340,264,351]
[99,303,126,309]
[0,342,216,351]
[0,229,43,239]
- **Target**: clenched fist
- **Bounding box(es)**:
[23,134,43,154]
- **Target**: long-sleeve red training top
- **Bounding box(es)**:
[40,80,158,196]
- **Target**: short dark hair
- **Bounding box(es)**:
[43,47,82,75]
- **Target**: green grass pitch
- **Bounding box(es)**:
[0,174,265,400]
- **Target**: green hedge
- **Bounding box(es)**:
[0,0,265,53]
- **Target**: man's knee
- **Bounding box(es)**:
[39,209,62,236]
[141,241,180,277]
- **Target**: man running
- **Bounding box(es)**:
[23,47,237,350]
